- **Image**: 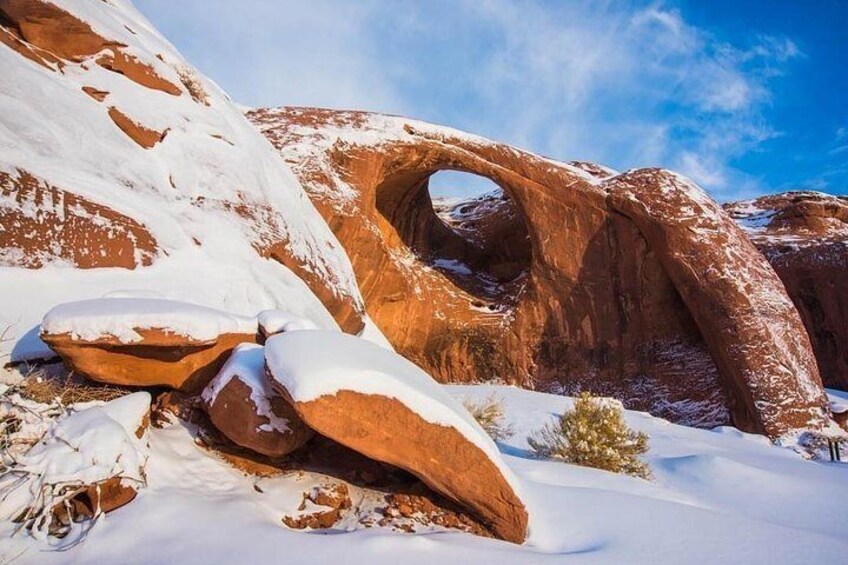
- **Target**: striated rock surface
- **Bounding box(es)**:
[726,191,848,391]
[202,343,313,457]
[41,299,258,391]
[265,330,529,544]
[606,171,831,436]
[250,106,836,438]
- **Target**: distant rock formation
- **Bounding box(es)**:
[250,107,835,439]
[726,192,848,391]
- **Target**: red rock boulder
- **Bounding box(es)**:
[41,298,258,391]
[265,330,529,544]
[202,343,313,458]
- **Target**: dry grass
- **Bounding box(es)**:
[175,65,209,105]
[463,395,515,441]
[17,368,129,406]
[528,391,651,479]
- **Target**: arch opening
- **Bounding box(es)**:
[375,168,531,305]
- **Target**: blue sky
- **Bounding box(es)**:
[136,0,847,201]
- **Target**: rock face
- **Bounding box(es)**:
[107,106,166,148]
[0,169,158,269]
[726,192,848,391]
[0,0,369,365]
[202,343,313,457]
[41,299,258,391]
[250,107,835,439]
[265,330,529,544]
[606,171,831,435]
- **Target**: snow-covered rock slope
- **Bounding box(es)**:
[0,0,370,364]
[1,386,846,563]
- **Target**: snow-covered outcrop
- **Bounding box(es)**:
[40,298,258,390]
[202,343,313,458]
[0,391,151,540]
[265,330,530,543]
[0,0,370,365]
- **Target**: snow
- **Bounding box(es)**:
[41,298,256,344]
[201,343,289,434]
[2,385,847,563]
[357,314,396,350]
[0,392,150,540]
[2,247,341,363]
[257,309,318,335]
[264,330,528,505]
[0,0,379,361]
[431,258,474,276]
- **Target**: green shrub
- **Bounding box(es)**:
[463,395,516,441]
[528,392,650,478]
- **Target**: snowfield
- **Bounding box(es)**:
[1,385,846,564]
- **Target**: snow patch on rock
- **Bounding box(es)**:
[41,298,256,344]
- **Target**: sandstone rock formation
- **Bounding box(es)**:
[250,107,836,439]
[107,106,166,148]
[0,169,158,269]
[265,330,529,544]
[41,299,258,391]
[202,343,313,457]
[0,0,369,364]
[726,192,848,392]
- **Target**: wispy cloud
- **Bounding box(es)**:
[137,0,806,200]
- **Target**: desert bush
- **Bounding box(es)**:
[527,392,650,478]
[463,395,515,441]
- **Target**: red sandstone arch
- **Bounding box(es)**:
[251,107,836,439]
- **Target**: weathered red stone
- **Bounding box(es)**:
[202,344,313,458]
[250,107,836,438]
[726,192,848,392]
[43,328,257,392]
[108,106,166,148]
[0,0,182,95]
[0,169,157,269]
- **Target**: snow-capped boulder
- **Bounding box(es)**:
[0,0,371,366]
[725,192,848,391]
[40,298,257,391]
[0,392,151,539]
[202,343,313,458]
[264,330,529,544]
[250,106,837,439]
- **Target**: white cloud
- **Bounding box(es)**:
[136,0,804,200]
